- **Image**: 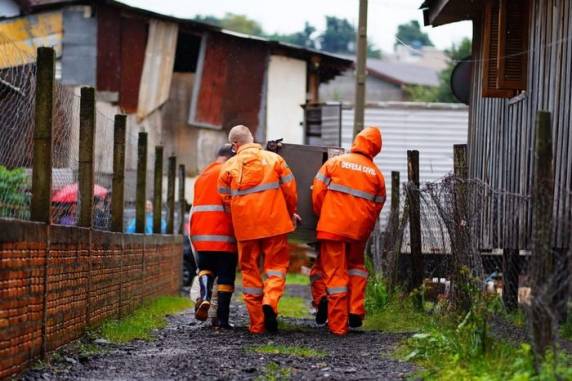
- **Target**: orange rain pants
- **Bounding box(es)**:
[239,234,289,334]
[313,240,368,335]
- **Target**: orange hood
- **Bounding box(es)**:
[351,127,382,158]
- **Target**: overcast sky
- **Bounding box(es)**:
[121,0,472,53]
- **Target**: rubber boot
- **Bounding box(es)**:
[263,305,278,333]
[349,313,363,330]
[214,292,233,329]
[315,297,328,326]
[195,274,214,321]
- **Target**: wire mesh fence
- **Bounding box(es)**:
[0,36,183,233]
[372,173,572,363]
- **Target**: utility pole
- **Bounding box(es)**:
[353,0,368,138]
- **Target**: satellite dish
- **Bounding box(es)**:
[450,56,473,105]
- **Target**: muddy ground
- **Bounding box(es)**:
[22,285,416,381]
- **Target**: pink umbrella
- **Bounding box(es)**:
[51,183,108,203]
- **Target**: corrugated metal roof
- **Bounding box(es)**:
[367,59,440,87]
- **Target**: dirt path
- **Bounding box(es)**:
[22,285,415,380]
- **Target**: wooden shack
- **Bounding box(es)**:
[421,0,571,252]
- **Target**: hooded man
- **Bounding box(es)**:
[190,144,237,328]
[218,125,299,334]
[311,127,386,335]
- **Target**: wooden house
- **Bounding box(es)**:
[421,0,571,252]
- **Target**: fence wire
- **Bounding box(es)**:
[0,35,171,232]
[373,174,572,361]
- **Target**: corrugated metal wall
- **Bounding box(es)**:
[336,103,469,228]
[469,0,572,250]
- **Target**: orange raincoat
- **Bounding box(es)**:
[218,143,298,333]
[190,161,236,253]
[311,127,386,335]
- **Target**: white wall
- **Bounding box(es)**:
[266,55,306,144]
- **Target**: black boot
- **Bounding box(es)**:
[315,297,328,326]
[349,314,363,329]
[215,291,233,329]
[195,274,214,321]
[263,305,278,333]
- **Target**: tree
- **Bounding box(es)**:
[271,22,317,49]
[404,38,472,103]
[319,16,356,54]
[195,13,264,36]
[318,16,381,58]
[395,20,433,49]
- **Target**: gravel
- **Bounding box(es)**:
[22,285,416,381]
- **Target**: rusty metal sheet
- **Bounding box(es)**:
[96,4,121,93]
[0,11,62,69]
[136,20,178,121]
[119,15,147,113]
[190,33,267,132]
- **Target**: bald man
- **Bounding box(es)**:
[218,125,299,334]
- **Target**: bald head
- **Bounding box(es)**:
[228,125,253,150]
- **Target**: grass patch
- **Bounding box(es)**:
[99,296,192,343]
[364,300,432,333]
[252,344,325,358]
[255,362,292,381]
[399,329,572,380]
[279,295,309,318]
[285,273,310,286]
[363,276,431,333]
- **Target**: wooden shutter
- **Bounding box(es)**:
[498,0,529,90]
[482,0,514,98]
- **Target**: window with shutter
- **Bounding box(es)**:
[481,0,530,98]
[498,0,530,90]
[482,0,514,97]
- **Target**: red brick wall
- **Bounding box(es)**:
[0,220,183,379]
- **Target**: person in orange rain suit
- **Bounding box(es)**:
[218,125,299,334]
[311,127,386,335]
[190,144,237,328]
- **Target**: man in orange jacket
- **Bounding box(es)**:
[190,144,237,328]
[311,127,386,335]
[218,125,299,334]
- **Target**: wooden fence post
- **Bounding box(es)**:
[167,156,176,234]
[178,164,186,235]
[531,111,555,361]
[386,171,400,291]
[153,146,163,234]
[407,150,423,308]
[135,132,147,233]
[453,144,471,311]
[31,47,54,223]
[77,87,96,227]
[111,115,126,232]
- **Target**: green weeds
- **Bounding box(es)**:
[99,296,192,343]
[285,273,310,286]
[251,344,325,358]
[255,362,292,381]
[278,296,309,319]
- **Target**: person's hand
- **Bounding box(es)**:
[292,212,302,227]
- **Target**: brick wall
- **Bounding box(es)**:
[0,219,182,379]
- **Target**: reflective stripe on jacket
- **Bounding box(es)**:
[312,127,386,241]
[217,143,298,241]
[190,161,237,252]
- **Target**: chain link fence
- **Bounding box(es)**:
[0,35,179,232]
[371,174,572,362]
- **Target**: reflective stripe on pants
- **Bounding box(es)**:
[239,235,289,334]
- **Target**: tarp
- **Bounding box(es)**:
[136,20,178,121]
